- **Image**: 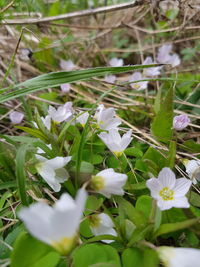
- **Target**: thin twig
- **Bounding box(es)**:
[2,1,148,25]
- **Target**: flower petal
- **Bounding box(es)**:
[146,178,162,198]
[172,196,190,209]
[19,203,53,244]
[174,178,192,197]
[158,168,176,189]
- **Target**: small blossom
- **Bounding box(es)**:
[76,112,89,127]
[143,56,162,77]
[104,75,116,83]
[60,83,71,93]
[184,159,200,184]
[36,156,71,192]
[33,115,51,131]
[158,246,200,267]
[128,72,148,90]
[9,111,24,124]
[146,167,192,211]
[94,104,121,130]
[90,168,127,198]
[173,114,190,131]
[109,57,123,67]
[157,44,181,67]
[89,213,117,243]
[48,102,73,123]
[159,0,179,15]
[60,59,75,71]
[19,188,87,255]
[98,129,133,157]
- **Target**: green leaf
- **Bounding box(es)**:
[151,87,173,142]
[15,126,48,142]
[153,86,162,114]
[15,144,30,206]
[182,140,200,153]
[11,233,60,267]
[72,244,121,267]
[85,195,103,215]
[154,218,199,237]
[135,195,152,219]
[165,141,176,168]
[143,248,159,267]
[190,191,200,207]
[122,248,143,267]
[142,147,166,175]
[124,147,143,157]
[0,65,156,103]
[115,196,147,228]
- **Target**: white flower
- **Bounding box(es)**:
[36,156,71,192]
[89,213,117,243]
[173,114,190,131]
[91,168,127,198]
[104,75,116,83]
[109,57,123,67]
[36,144,52,161]
[60,59,75,71]
[157,44,181,67]
[9,111,24,124]
[158,246,200,267]
[159,0,179,14]
[18,188,87,255]
[98,129,133,157]
[94,104,121,130]
[128,72,148,90]
[33,115,51,131]
[76,112,89,127]
[48,102,73,123]
[60,83,70,93]
[143,56,162,77]
[146,167,191,211]
[184,159,200,184]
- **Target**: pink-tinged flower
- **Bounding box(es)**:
[128,72,148,90]
[48,102,74,123]
[104,75,116,83]
[173,114,190,131]
[94,104,121,131]
[146,167,192,211]
[60,83,70,93]
[157,44,181,67]
[76,112,89,127]
[143,56,162,77]
[183,159,200,184]
[9,111,24,124]
[60,59,75,71]
[109,58,123,67]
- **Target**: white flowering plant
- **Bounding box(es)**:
[1,2,200,267]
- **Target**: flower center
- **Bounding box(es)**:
[113,151,123,157]
[51,236,75,255]
[91,176,105,191]
[89,214,101,228]
[159,187,174,201]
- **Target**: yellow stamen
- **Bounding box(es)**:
[89,214,101,228]
[51,236,75,255]
[113,151,123,157]
[159,187,174,201]
[91,176,105,191]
